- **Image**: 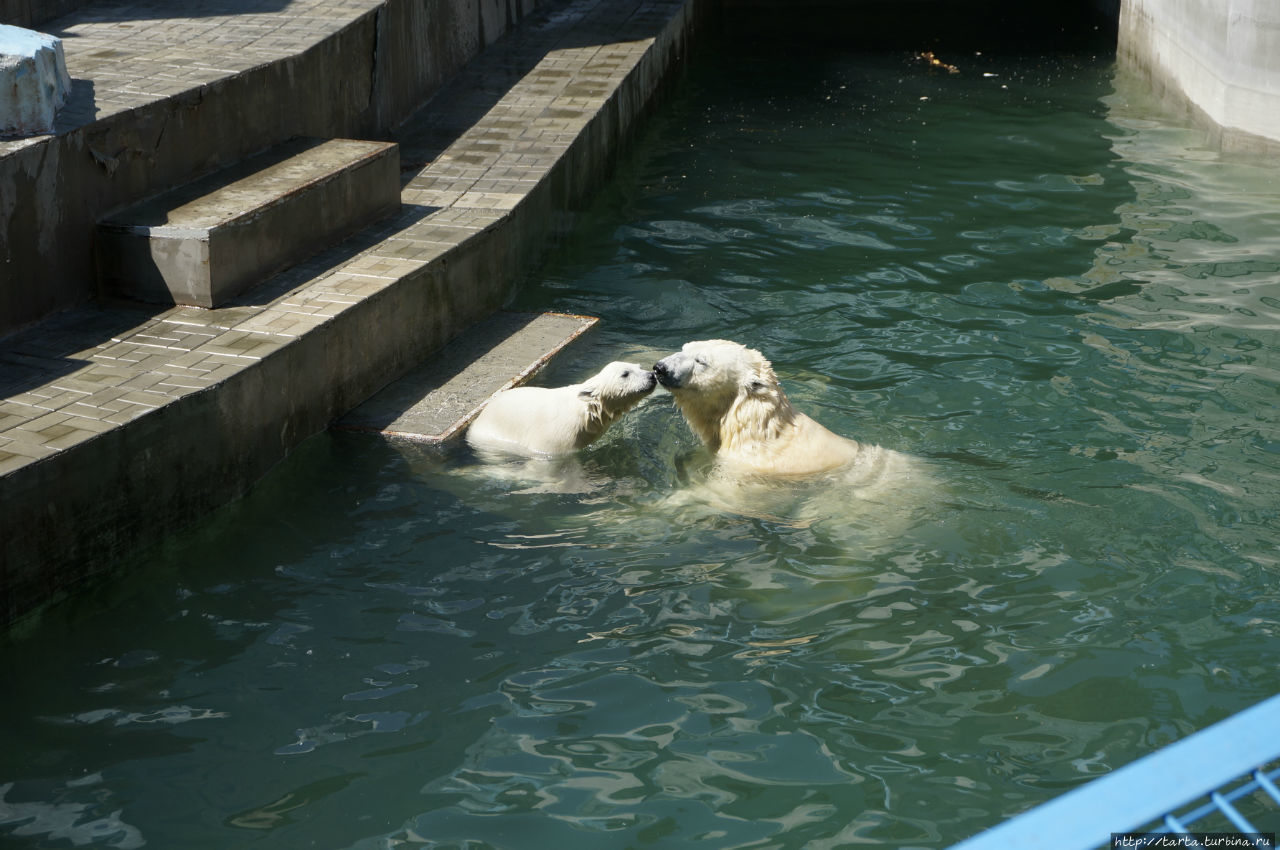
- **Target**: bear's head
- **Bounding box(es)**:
[577,361,657,431]
[654,340,796,452]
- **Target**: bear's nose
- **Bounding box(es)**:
[653,359,680,388]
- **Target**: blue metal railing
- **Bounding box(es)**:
[1162,765,1280,835]
[950,693,1280,850]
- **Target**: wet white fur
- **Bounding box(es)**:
[467,361,656,458]
[654,339,916,489]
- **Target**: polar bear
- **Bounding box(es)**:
[466,361,656,458]
[653,339,919,493]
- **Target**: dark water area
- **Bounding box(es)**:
[3,19,1279,850]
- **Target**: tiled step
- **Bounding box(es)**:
[336,311,599,443]
[96,137,400,308]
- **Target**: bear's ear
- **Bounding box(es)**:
[578,386,597,400]
[745,355,778,396]
[744,363,772,395]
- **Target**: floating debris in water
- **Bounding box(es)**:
[918,51,960,74]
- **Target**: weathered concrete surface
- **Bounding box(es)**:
[0,0,543,337]
[0,25,70,136]
[0,0,703,630]
[1119,0,1280,153]
[97,138,400,307]
[337,311,598,442]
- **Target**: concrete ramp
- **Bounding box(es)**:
[336,311,598,443]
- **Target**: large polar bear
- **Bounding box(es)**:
[653,339,920,494]
[467,361,656,458]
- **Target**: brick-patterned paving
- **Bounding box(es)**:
[0,0,688,477]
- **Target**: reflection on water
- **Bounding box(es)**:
[4,28,1280,850]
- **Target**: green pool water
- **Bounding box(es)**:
[4,23,1280,850]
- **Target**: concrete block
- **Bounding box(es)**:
[0,24,71,136]
[96,138,401,308]
[336,311,599,442]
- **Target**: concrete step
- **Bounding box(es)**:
[96,137,400,308]
[336,311,599,443]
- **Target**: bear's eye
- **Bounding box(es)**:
[694,356,708,367]
[620,370,631,378]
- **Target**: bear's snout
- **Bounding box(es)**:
[653,357,679,388]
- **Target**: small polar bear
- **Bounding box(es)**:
[466,361,657,458]
[653,339,923,497]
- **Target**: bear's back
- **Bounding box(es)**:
[467,385,588,457]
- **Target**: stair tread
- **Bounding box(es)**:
[101,138,397,233]
[336,311,599,443]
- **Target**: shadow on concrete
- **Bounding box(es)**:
[42,0,292,29]
[0,304,158,397]
[0,353,87,399]
[51,78,97,134]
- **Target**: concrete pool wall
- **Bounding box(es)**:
[1118,0,1280,155]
